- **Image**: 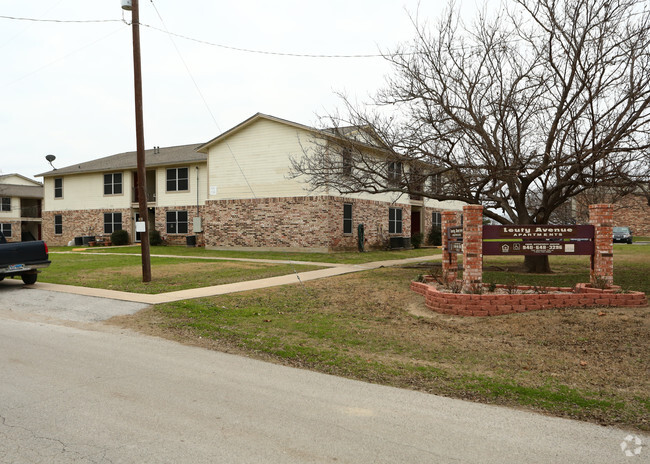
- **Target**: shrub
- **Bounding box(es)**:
[110,229,130,246]
[411,233,424,249]
[149,229,163,246]
[428,227,442,246]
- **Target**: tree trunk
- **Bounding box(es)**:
[524,255,552,273]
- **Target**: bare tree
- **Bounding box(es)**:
[292,0,650,272]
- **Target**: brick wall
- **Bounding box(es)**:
[589,204,614,286]
[203,196,412,251]
[42,209,134,246]
[613,194,650,237]
[0,220,21,243]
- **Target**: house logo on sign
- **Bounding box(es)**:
[501,244,510,253]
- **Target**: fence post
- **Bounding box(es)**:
[462,205,484,291]
[589,204,614,286]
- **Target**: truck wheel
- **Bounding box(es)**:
[21,274,38,285]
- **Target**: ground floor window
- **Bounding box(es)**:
[389,207,403,234]
[104,212,123,234]
[54,215,62,235]
[0,223,11,238]
[432,211,441,230]
[343,203,353,234]
[166,210,188,234]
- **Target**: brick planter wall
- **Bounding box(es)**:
[411,281,647,317]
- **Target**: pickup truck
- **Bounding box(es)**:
[0,234,51,285]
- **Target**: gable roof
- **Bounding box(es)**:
[196,113,387,154]
[196,113,318,153]
[36,143,206,178]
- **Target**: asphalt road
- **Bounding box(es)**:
[0,285,647,463]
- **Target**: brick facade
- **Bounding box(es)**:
[0,220,21,243]
[42,209,134,246]
[203,196,414,251]
[41,197,449,251]
[613,194,650,237]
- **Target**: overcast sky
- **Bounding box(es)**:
[1,1,478,181]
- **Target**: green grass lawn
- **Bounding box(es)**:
[50,245,442,264]
[481,244,650,295]
[39,253,322,294]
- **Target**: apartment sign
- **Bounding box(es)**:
[483,225,594,240]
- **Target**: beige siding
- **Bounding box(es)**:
[207,118,313,200]
[0,175,39,186]
[0,197,21,220]
[155,164,208,208]
[206,117,462,211]
[43,172,132,211]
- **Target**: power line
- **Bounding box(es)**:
[0,14,122,24]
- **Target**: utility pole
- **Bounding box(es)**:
[124,0,151,282]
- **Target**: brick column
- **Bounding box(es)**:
[462,205,484,291]
[442,211,460,282]
[589,204,614,287]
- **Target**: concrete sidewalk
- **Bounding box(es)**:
[9,253,440,304]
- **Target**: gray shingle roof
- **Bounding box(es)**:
[36,143,206,178]
[0,184,44,199]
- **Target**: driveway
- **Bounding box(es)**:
[0,285,646,463]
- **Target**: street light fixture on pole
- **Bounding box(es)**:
[122,0,151,282]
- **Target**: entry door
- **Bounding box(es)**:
[411,210,422,236]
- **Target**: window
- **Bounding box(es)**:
[1,198,10,212]
[54,215,63,235]
[54,178,63,198]
[430,173,443,194]
[0,223,11,238]
[343,203,353,234]
[166,167,189,192]
[387,161,402,186]
[103,212,123,234]
[104,173,123,195]
[432,211,442,231]
[389,207,403,234]
[166,210,188,234]
[342,148,353,177]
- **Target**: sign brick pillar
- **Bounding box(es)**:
[442,211,460,282]
[589,204,614,286]
[462,205,484,291]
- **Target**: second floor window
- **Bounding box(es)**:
[104,173,123,195]
[1,198,10,212]
[387,161,402,186]
[104,212,123,234]
[167,167,189,192]
[54,178,63,198]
